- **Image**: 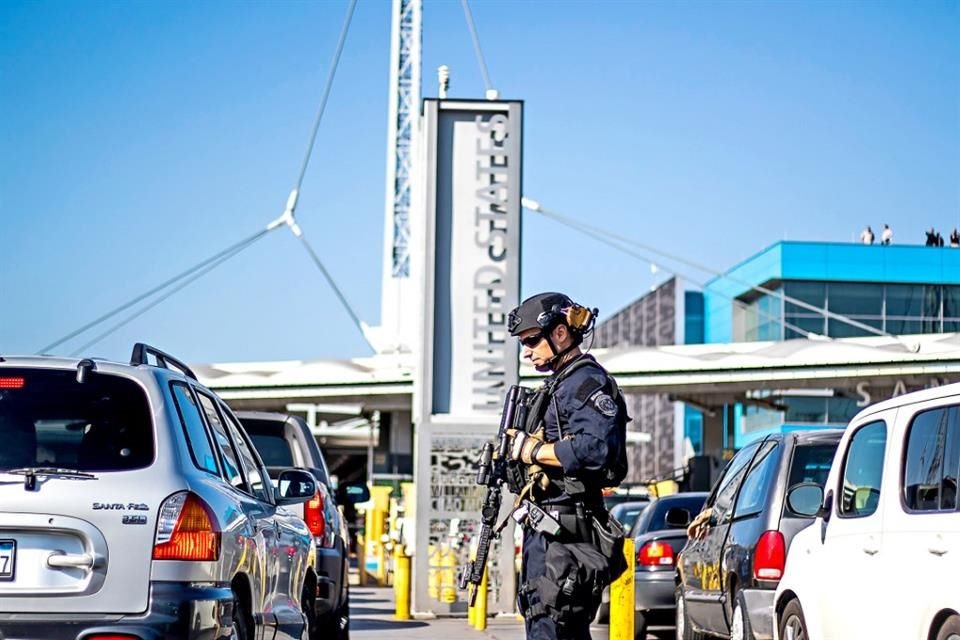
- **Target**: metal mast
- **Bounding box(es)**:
[377,0,422,353]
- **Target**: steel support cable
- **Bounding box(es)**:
[523,199,912,345]
[460,0,494,93]
[292,0,357,196]
[37,228,273,355]
[282,0,374,351]
[44,0,361,357]
[293,230,367,337]
[524,206,818,340]
[66,230,269,356]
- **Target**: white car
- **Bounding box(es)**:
[773,382,960,640]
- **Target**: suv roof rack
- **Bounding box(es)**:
[130,343,198,381]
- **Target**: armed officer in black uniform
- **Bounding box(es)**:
[506,292,629,640]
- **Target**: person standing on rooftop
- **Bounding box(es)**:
[881,224,893,245]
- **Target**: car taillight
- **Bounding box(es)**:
[754,530,785,580]
[637,540,675,566]
[0,377,25,389]
[153,492,220,561]
[305,491,326,539]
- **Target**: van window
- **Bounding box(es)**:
[0,368,153,472]
[838,420,886,518]
[711,441,760,521]
[903,406,960,512]
[734,441,780,518]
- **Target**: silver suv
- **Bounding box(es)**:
[0,344,319,640]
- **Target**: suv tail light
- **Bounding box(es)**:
[305,491,326,539]
[153,492,220,561]
[754,530,785,580]
[637,540,675,566]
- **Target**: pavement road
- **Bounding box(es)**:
[350,586,673,640]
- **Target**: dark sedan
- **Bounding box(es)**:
[631,492,708,638]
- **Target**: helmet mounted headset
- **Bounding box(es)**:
[507,292,598,366]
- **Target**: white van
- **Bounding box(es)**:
[773,382,960,640]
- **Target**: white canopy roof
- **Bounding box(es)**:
[196,333,960,409]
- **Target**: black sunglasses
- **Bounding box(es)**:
[519,332,546,348]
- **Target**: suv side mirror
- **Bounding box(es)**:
[665,507,692,528]
[276,469,317,506]
[338,482,371,505]
[787,483,824,517]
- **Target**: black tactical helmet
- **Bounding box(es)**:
[507,292,576,336]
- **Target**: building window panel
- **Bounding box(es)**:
[827,317,882,338]
[827,396,861,424]
[784,396,827,423]
[784,282,826,315]
[884,284,918,317]
[944,286,960,319]
[827,283,883,316]
[785,315,826,339]
[886,318,925,335]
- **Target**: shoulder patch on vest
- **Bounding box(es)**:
[590,391,618,417]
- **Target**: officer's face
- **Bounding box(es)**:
[519,327,556,372]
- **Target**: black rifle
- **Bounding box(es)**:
[458,384,532,605]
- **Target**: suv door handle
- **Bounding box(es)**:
[47,552,94,569]
[929,534,948,556]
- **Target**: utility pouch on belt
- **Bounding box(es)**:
[521,541,612,623]
[590,512,628,583]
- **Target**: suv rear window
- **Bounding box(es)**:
[786,442,839,516]
[0,368,154,471]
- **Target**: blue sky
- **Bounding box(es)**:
[2,0,958,364]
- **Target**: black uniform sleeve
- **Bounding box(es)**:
[552,368,622,476]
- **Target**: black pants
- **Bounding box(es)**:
[519,528,593,640]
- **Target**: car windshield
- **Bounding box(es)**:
[0,367,154,472]
[610,501,649,532]
[785,442,839,516]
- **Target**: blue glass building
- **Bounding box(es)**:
[697,240,960,447]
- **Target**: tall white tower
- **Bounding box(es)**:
[374,0,422,353]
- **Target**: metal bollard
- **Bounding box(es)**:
[467,547,477,627]
[473,565,488,630]
[394,550,412,620]
[609,538,635,640]
[357,533,367,586]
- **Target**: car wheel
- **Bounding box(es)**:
[778,598,808,640]
[633,611,647,639]
[936,615,960,640]
[730,591,753,640]
[301,580,318,640]
[675,587,700,640]
[230,590,252,640]
[337,596,350,640]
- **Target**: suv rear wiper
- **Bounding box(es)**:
[5,467,97,491]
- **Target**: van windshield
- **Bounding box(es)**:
[0,368,154,472]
